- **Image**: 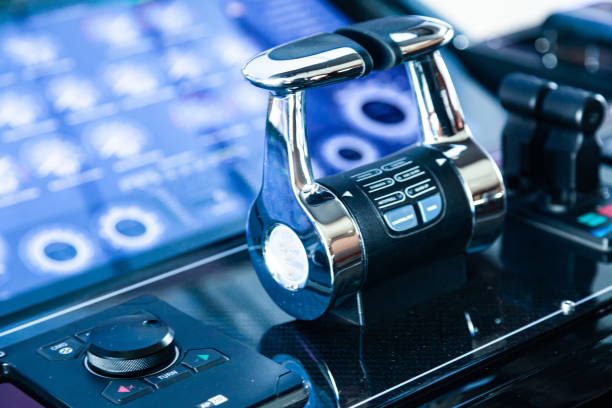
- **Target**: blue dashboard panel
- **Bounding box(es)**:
[0,0,418,313]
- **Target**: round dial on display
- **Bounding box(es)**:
[86,314,177,377]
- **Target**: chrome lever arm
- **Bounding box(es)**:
[338,16,506,250]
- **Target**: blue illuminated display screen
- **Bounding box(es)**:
[0,0,418,314]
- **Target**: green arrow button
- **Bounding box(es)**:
[197,354,209,361]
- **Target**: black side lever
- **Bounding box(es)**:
[500,72,606,209]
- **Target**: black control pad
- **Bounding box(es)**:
[350,155,444,234]
[510,188,612,252]
[1,296,308,407]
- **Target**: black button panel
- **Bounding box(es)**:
[75,330,92,343]
[3,297,307,408]
[144,364,192,389]
[38,337,83,360]
[350,155,444,233]
[102,380,153,405]
[182,349,228,372]
[97,348,229,404]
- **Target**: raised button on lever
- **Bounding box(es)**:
[242,16,506,321]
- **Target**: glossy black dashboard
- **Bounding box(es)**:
[1,1,612,407]
[2,212,612,406]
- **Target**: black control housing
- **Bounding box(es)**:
[500,74,556,191]
[501,72,606,206]
[0,296,307,407]
[319,145,472,283]
[335,15,435,70]
[501,73,612,252]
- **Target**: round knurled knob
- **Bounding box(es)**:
[86,314,176,377]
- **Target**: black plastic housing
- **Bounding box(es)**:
[0,296,307,408]
[319,145,472,286]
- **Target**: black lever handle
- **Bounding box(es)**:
[335,15,453,70]
[499,73,607,207]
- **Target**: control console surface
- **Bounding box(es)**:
[0,296,308,407]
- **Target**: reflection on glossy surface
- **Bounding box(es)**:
[1,218,612,406]
[253,220,612,407]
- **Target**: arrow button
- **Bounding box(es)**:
[102,380,152,405]
[182,349,228,373]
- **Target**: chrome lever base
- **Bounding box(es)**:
[246,92,364,320]
[408,51,506,251]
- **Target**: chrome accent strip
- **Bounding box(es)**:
[407,51,506,250]
[251,91,365,317]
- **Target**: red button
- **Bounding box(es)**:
[102,380,152,405]
[597,204,612,218]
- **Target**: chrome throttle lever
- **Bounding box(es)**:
[337,16,506,249]
[242,16,506,322]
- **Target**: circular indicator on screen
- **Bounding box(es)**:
[116,219,147,237]
[24,228,94,275]
[44,241,78,261]
[335,83,417,140]
[98,206,163,250]
[361,101,406,124]
[320,134,379,171]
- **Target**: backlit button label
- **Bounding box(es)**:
[351,168,382,182]
[381,157,412,172]
[418,193,443,223]
[405,179,436,198]
[577,212,607,227]
[144,364,192,389]
[375,191,405,209]
[363,177,394,193]
[197,394,229,408]
[394,165,425,183]
[383,205,418,232]
[38,337,83,360]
